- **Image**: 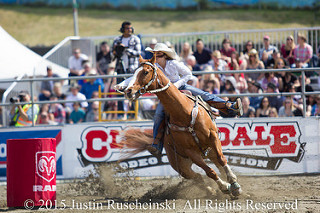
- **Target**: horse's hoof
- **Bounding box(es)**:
[230,182,242,197]
[221,183,231,194]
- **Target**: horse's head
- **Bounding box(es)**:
[125,55,157,101]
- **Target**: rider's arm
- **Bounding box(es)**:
[171,60,192,89]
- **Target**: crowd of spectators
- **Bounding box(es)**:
[180,33,320,118]
[9,30,320,127]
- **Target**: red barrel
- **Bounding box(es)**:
[7,138,56,208]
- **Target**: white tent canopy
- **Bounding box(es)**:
[0,26,69,81]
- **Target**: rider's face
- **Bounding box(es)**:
[155,52,165,62]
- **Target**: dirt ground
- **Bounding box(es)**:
[0,164,319,213]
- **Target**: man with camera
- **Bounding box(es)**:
[10,91,39,127]
[112,21,141,78]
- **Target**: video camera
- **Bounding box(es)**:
[10,93,26,104]
[114,41,126,59]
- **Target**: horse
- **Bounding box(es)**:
[119,55,241,197]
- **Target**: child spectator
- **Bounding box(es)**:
[49,95,66,124]
[261,72,279,92]
[86,101,100,122]
[69,102,85,124]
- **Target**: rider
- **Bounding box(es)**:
[117,43,243,156]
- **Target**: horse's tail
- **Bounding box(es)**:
[119,128,153,159]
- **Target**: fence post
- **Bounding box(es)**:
[301,71,307,118]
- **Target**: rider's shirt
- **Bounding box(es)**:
[155,60,192,89]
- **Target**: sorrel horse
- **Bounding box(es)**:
[120,55,241,196]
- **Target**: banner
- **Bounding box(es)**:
[1,117,319,180]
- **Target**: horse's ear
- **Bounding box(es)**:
[151,54,156,64]
[139,55,144,63]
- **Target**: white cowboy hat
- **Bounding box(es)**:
[145,43,178,60]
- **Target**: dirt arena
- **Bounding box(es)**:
[0,164,319,213]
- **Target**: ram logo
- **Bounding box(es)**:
[36,151,56,182]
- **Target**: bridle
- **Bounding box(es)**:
[134,62,171,95]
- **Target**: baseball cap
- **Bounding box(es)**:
[263,35,270,40]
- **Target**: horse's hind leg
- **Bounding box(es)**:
[164,142,202,180]
[184,148,230,194]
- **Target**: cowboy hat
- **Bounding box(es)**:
[145,43,178,60]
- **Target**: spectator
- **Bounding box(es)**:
[10,91,39,127]
[80,69,104,100]
[266,50,281,69]
[179,42,193,63]
[68,48,88,79]
[292,33,313,68]
[261,51,269,68]
[259,35,278,60]
[266,82,284,111]
[38,112,58,125]
[86,101,100,122]
[246,49,265,81]
[311,95,320,116]
[247,80,263,109]
[78,62,93,87]
[39,66,59,101]
[145,38,157,59]
[221,76,239,102]
[278,97,296,117]
[261,72,279,92]
[208,50,228,72]
[69,102,86,124]
[280,35,296,66]
[268,107,279,117]
[233,72,248,93]
[220,38,236,63]
[49,95,66,125]
[256,97,272,117]
[53,82,66,103]
[230,50,247,71]
[112,21,141,74]
[240,40,254,61]
[193,39,212,68]
[65,83,88,111]
[241,97,255,118]
[103,65,118,120]
[186,55,201,71]
[96,41,112,75]
[202,79,220,95]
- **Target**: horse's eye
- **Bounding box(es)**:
[144,71,148,75]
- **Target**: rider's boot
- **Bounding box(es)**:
[146,137,163,158]
[206,98,243,117]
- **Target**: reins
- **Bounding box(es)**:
[138,62,171,95]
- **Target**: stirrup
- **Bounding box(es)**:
[146,145,161,158]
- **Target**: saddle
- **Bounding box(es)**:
[182,92,219,120]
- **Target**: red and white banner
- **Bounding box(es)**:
[60,117,320,178]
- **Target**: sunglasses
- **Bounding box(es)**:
[156,53,165,58]
[287,38,293,41]
[247,44,253,46]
